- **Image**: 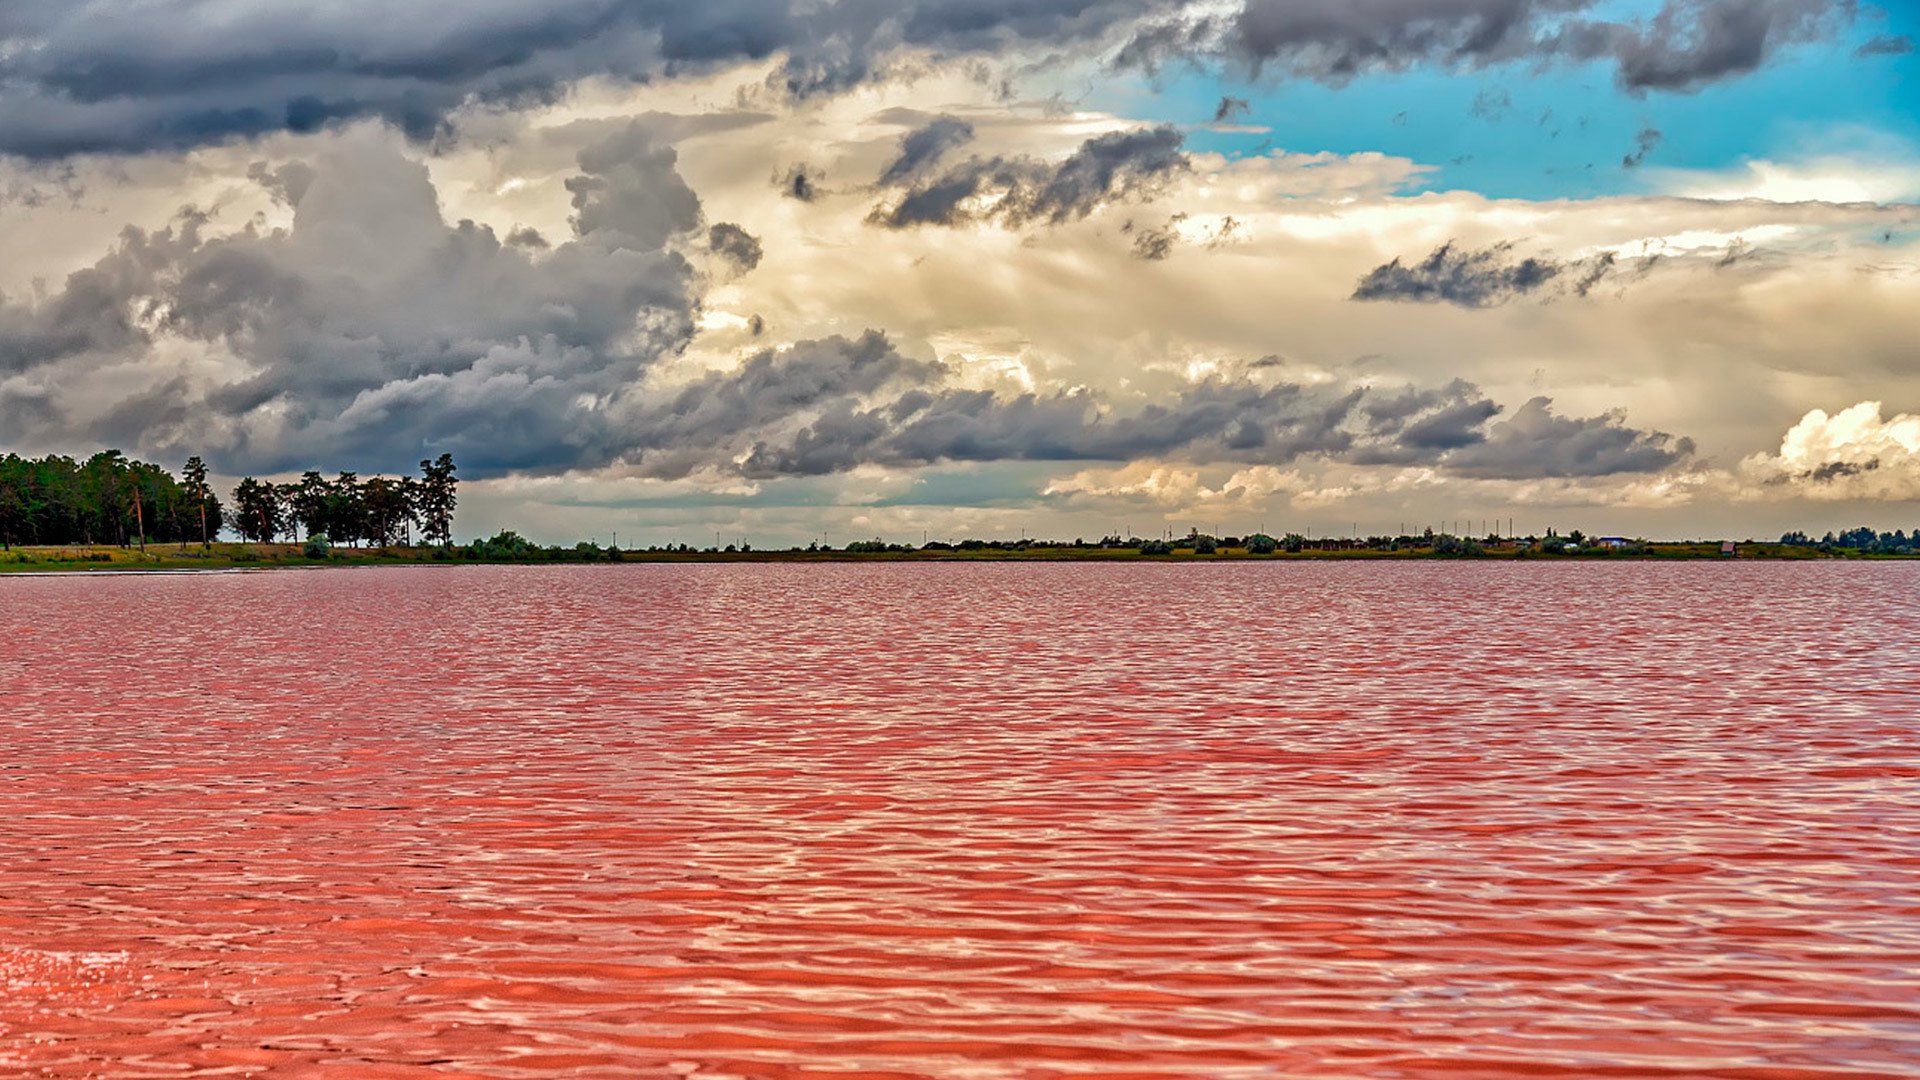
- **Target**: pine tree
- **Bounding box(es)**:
[183,456,211,548]
[417,454,458,546]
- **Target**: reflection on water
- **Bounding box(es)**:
[2,562,1918,1078]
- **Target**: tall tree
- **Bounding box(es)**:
[362,477,411,548]
[277,481,301,542]
[0,466,23,551]
[290,471,329,542]
[230,478,283,542]
[81,450,129,545]
[417,454,458,546]
[327,472,364,547]
[398,476,421,546]
[131,478,146,552]
[183,456,210,548]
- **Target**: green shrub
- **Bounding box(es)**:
[472,530,542,560]
[1433,535,1485,557]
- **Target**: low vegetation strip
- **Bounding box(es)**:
[4,447,1911,569]
[0,538,1876,574]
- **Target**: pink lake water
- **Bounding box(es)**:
[2,562,1918,1079]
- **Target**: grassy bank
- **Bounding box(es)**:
[0,542,442,573]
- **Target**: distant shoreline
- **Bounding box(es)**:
[0,540,1902,574]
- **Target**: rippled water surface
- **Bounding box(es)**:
[3,562,1919,1078]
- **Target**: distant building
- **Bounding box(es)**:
[1596,537,1632,548]
[1721,541,1738,557]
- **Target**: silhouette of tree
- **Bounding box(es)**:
[417,454,458,546]
[183,456,212,548]
[231,478,284,542]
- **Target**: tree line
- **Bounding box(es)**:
[0,451,220,549]
[0,450,457,549]
[1781,528,1920,555]
[228,454,458,547]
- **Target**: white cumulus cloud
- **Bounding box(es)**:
[1739,402,1920,500]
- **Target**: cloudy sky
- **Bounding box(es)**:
[2,0,1917,545]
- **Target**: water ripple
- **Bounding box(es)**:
[2,562,1918,1078]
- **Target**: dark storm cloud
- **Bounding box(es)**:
[1,214,203,372]
[870,125,1188,229]
[0,0,1190,158]
[608,333,1690,482]
[1347,379,1504,465]
[725,374,1365,478]
[0,1,1850,159]
[1556,0,1852,93]
[1352,241,1617,308]
[707,222,764,271]
[0,384,61,436]
[0,122,706,475]
[1390,385,1506,452]
[1121,0,1855,94]
[619,331,942,479]
[0,268,140,373]
[1441,397,1696,478]
[1,125,1688,487]
[877,116,977,187]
